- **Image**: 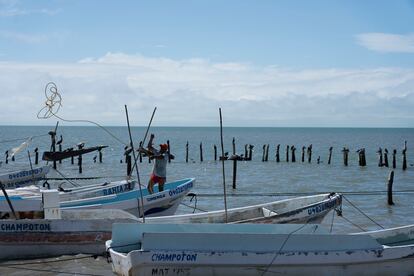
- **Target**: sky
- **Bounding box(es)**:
[0,0,414,127]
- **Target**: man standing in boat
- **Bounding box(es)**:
[139,134,174,194]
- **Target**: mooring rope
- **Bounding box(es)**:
[342,195,384,229]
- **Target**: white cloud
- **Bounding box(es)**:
[0,0,60,17]
[356,33,414,53]
[0,30,49,44]
[1,53,414,127]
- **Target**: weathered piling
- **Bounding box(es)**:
[286,145,289,162]
[57,135,63,164]
[93,156,97,163]
[125,147,132,176]
[232,138,236,155]
[392,149,397,169]
[402,141,407,171]
[377,147,383,167]
[77,143,84,174]
[139,141,143,163]
[275,144,280,162]
[328,147,333,165]
[167,140,171,163]
[185,141,189,163]
[244,144,248,160]
[262,145,266,162]
[11,155,15,162]
[98,148,103,163]
[383,149,389,167]
[387,170,394,205]
[291,146,296,162]
[317,156,321,164]
[34,148,39,165]
[199,142,203,162]
[229,155,239,189]
[307,145,312,163]
[214,145,217,161]
[248,144,254,161]
[5,150,8,164]
[342,147,349,166]
[357,148,367,167]
[49,131,57,169]
[265,144,269,162]
[301,146,305,163]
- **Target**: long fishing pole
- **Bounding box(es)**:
[130,107,157,178]
[219,108,228,223]
[124,105,146,223]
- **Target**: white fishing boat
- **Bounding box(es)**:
[106,222,414,276]
[0,178,195,218]
[0,190,139,260]
[0,165,50,189]
[143,192,342,224]
[353,223,414,246]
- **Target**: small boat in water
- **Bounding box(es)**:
[143,192,342,224]
[106,222,414,276]
[0,165,50,189]
[0,178,195,218]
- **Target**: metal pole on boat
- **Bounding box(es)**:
[0,182,18,219]
[124,105,146,223]
[130,107,157,175]
[219,108,228,223]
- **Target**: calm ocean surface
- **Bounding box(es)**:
[1,125,413,275]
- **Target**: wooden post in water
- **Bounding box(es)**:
[185,141,189,163]
[262,145,266,162]
[275,144,280,162]
[402,141,407,171]
[291,146,296,162]
[167,140,171,163]
[232,156,238,189]
[342,147,349,166]
[317,156,321,164]
[199,142,203,162]
[5,151,8,164]
[77,143,84,174]
[383,149,389,167]
[392,149,397,169]
[98,148,103,163]
[232,138,236,155]
[49,130,57,169]
[285,145,289,162]
[244,144,248,160]
[301,146,305,163]
[126,153,132,177]
[34,148,39,165]
[387,170,394,205]
[138,141,143,163]
[328,147,333,165]
[307,145,312,163]
[377,147,383,167]
[265,144,269,161]
[358,148,367,167]
[214,145,217,161]
[57,135,63,164]
[248,144,254,161]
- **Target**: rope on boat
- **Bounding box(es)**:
[342,195,384,229]
[37,82,127,146]
[192,190,414,197]
[260,222,311,276]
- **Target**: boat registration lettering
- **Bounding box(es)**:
[168,181,193,197]
[8,167,43,180]
[0,222,51,232]
[151,267,191,276]
[147,193,166,202]
[152,253,197,262]
[103,183,133,196]
[307,198,339,215]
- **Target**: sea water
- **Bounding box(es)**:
[0,126,413,275]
